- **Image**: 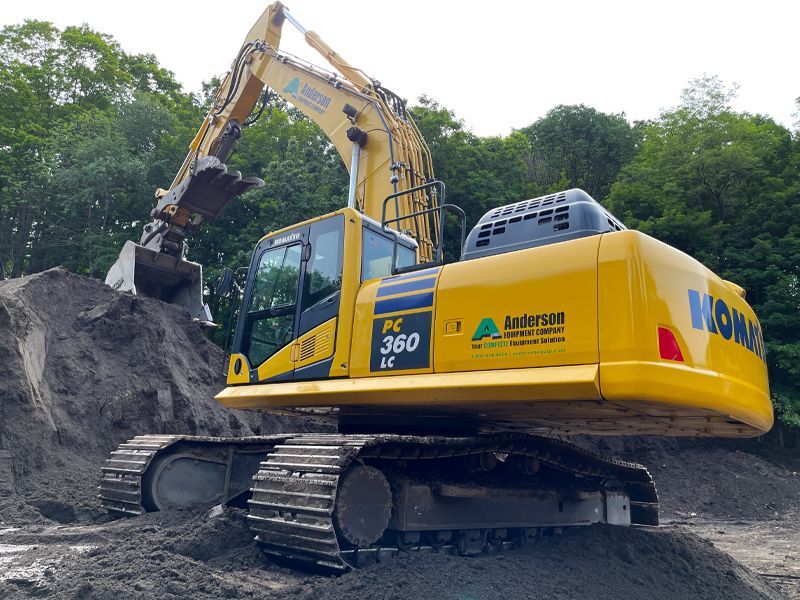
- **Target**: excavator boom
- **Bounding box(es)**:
[105,2,437,321]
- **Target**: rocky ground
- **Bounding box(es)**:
[0,269,798,599]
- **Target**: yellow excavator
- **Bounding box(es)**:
[100,2,773,571]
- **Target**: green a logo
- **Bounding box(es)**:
[283,77,300,97]
[472,318,501,341]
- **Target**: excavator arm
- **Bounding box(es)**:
[105,2,437,321]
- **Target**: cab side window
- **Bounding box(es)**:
[362,229,393,280]
[302,217,343,310]
[362,228,417,280]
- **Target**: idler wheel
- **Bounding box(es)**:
[333,465,392,548]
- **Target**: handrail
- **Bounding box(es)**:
[381,181,466,269]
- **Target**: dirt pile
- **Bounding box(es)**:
[0,507,780,599]
[590,436,800,521]
[0,268,305,524]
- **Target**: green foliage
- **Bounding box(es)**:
[411,96,535,258]
[0,20,196,278]
[519,104,638,199]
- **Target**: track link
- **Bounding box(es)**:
[248,436,371,571]
[99,435,181,516]
[247,433,659,572]
[99,434,287,516]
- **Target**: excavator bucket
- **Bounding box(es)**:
[105,240,212,324]
[105,157,263,324]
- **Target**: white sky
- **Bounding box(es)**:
[3,1,798,136]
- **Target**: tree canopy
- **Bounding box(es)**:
[1,24,798,428]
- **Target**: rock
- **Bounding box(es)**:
[166,581,188,595]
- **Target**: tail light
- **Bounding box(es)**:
[658,327,684,362]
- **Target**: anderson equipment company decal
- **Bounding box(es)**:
[470,311,567,359]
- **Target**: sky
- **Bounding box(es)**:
[3,0,798,136]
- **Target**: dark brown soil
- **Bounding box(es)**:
[589,436,800,521]
[0,268,796,599]
[0,507,782,600]
[0,268,310,525]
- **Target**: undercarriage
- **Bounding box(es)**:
[100,432,657,572]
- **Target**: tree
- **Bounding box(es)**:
[0,21,191,277]
[28,92,198,278]
[519,104,638,200]
[410,96,534,258]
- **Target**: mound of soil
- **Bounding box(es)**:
[591,437,800,521]
[0,507,779,599]
[0,268,308,524]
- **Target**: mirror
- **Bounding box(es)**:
[215,267,235,298]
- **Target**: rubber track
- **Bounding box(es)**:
[247,433,659,572]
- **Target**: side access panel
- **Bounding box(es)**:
[349,267,442,377]
[434,235,601,373]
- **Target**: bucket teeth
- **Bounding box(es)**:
[160,156,264,220]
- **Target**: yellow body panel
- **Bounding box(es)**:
[256,341,294,381]
[227,352,250,384]
[597,231,772,434]
[218,364,602,407]
[219,216,773,437]
[251,318,339,381]
[295,318,337,369]
[435,236,599,372]
[326,209,361,378]
[349,271,441,378]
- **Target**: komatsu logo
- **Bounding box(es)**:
[282,77,331,115]
[269,232,301,246]
[688,289,766,363]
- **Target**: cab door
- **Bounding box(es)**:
[234,215,344,383]
[294,215,344,380]
[236,231,307,382]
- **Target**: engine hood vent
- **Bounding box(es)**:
[461,189,626,261]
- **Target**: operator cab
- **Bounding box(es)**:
[229,209,418,384]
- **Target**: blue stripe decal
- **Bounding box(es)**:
[374,292,434,315]
[376,277,437,297]
[382,266,441,283]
